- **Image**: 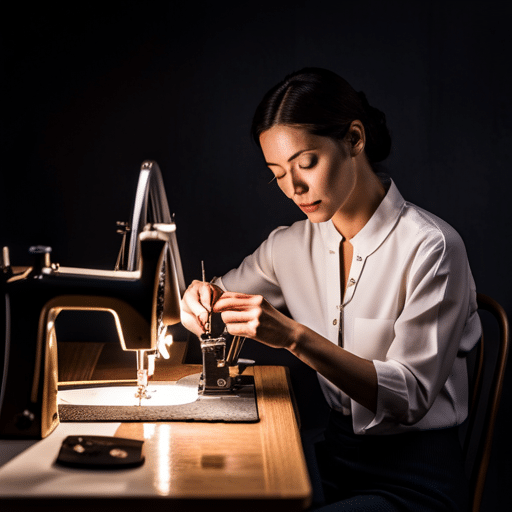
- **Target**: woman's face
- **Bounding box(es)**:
[259,124,357,223]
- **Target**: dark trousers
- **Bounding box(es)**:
[306,411,469,511]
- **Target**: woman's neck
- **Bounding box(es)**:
[331,164,386,240]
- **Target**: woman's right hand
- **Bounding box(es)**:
[180,280,225,337]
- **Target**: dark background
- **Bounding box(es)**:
[1,1,510,509]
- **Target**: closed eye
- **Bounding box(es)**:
[267,171,286,184]
[298,154,318,169]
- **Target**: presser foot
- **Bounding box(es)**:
[135,367,152,406]
[134,385,152,406]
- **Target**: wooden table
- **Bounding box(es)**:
[0,361,312,511]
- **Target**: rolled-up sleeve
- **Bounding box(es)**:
[352,228,480,434]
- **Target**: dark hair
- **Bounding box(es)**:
[251,67,391,164]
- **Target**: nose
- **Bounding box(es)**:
[280,171,308,198]
[292,169,309,197]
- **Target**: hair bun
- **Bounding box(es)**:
[357,91,391,163]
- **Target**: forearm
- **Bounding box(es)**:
[289,323,378,413]
[212,291,378,413]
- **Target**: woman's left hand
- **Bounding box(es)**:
[213,292,298,350]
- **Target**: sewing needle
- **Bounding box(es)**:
[201,261,211,335]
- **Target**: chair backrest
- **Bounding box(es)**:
[462,293,509,512]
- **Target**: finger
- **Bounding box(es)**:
[181,281,218,333]
[213,293,260,312]
[217,291,254,300]
[221,310,255,325]
[180,308,206,337]
[198,283,214,313]
[181,281,209,316]
[223,322,251,337]
[197,282,226,312]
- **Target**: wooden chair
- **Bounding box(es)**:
[462,293,509,512]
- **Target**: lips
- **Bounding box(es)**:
[299,200,321,213]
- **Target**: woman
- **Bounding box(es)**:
[181,68,481,511]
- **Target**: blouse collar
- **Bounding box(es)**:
[319,175,406,258]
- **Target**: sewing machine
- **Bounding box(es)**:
[0,161,255,439]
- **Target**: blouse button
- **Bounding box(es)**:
[356,255,362,261]
[333,319,338,326]
[348,278,356,286]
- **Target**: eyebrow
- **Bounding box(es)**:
[265,149,310,167]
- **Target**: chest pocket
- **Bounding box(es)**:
[353,318,394,361]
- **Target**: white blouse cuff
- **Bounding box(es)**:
[352,359,410,434]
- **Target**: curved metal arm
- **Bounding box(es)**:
[125,160,185,295]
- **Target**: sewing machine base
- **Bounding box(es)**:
[58,373,259,423]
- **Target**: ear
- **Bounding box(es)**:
[345,120,366,157]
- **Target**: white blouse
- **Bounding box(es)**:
[217,177,481,435]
